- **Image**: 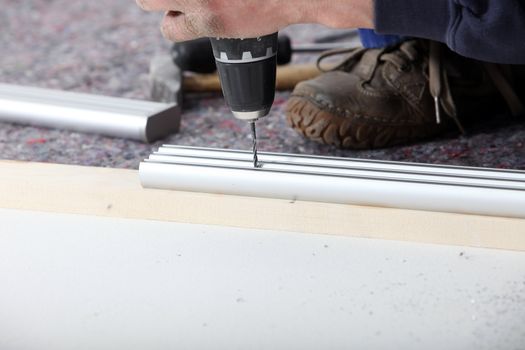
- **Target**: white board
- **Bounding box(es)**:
[1,209,524,349]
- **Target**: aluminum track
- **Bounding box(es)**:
[139,145,525,218]
[0,84,180,142]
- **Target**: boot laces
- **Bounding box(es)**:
[316,46,369,72]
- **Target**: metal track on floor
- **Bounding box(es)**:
[0,84,180,142]
[140,145,525,218]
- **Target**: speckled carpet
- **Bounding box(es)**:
[1,0,524,169]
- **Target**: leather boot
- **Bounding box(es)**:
[286,39,524,149]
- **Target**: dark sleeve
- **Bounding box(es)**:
[374,0,525,64]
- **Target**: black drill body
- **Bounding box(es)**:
[209,34,278,167]
[209,33,278,121]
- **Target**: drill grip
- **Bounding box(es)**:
[210,34,278,120]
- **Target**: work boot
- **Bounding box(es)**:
[286,39,524,149]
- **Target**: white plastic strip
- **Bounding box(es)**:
[139,145,525,218]
[0,84,180,142]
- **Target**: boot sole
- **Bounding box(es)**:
[286,95,453,150]
[286,96,396,149]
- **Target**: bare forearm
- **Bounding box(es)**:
[303,0,374,30]
[136,0,374,41]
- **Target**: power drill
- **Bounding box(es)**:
[209,33,278,168]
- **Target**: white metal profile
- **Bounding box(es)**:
[140,145,525,218]
[0,84,180,142]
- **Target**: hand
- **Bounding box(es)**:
[136,0,374,42]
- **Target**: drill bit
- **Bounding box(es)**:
[250,121,260,168]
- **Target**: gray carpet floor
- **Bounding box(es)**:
[1,0,524,169]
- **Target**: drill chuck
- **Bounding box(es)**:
[210,33,278,121]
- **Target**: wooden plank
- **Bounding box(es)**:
[0,160,524,251]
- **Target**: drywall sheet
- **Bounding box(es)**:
[1,209,524,350]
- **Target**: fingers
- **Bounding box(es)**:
[137,0,222,41]
[136,0,185,12]
[161,11,223,42]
